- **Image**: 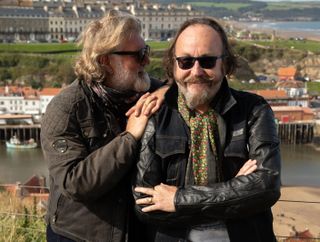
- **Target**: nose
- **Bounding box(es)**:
[190,60,205,76]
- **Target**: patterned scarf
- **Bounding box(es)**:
[178,92,219,185]
[82,80,141,132]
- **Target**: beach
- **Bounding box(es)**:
[273,186,320,238]
[228,21,320,41]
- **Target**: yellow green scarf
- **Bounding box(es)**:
[178,92,219,185]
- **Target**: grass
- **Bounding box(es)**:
[2,38,319,56]
[241,39,320,54]
[189,2,251,11]
[0,41,169,55]
[147,41,170,50]
[0,192,46,242]
[307,82,320,95]
[266,2,319,10]
[0,43,80,54]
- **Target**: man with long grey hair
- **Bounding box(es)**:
[41,10,167,242]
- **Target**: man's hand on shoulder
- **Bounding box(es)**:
[126,84,170,117]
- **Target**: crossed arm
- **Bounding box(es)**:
[135,159,258,213]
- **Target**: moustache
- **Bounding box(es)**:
[182,76,215,84]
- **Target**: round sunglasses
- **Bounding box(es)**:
[175,55,225,70]
[111,45,150,64]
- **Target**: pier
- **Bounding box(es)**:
[0,121,318,145]
[277,121,315,144]
[0,125,41,144]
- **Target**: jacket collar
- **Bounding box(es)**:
[165,77,237,115]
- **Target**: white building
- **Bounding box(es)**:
[131,4,204,41]
[39,88,61,114]
[1,2,204,43]
[0,96,40,114]
[0,86,61,115]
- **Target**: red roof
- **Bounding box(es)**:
[278,67,297,77]
[249,89,288,99]
[0,85,38,96]
[39,88,61,96]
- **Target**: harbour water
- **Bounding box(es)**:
[242,21,320,33]
[236,21,320,40]
[0,143,319,187]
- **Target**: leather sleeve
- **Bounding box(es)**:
[41,90,138,202]
[175,103,281,219]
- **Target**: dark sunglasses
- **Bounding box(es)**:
[175,55,225,70]
[111,45,150,63]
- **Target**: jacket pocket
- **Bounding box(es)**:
[224,135,248,160]
[79,120,113,152]
[155,135,188,185]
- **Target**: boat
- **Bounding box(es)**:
[6,135,38,149]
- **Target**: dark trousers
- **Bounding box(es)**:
[46,224,76,242]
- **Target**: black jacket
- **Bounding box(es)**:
[133,79,281,242]
[41,79,162,242]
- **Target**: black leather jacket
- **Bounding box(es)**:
[41,79,162,242]
[133,79,281,242]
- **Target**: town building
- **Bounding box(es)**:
[249,89,309,107]
[277,66,297,81]
[272,106,315,122]
[0,2,204,43]
[0,85,60,115]
[0,6,49,43]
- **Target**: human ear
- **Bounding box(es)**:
[99,55,113,75]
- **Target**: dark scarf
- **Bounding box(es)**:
[82,80,142,132]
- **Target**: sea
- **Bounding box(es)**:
[238,21,320,39]
[0,143,320,187]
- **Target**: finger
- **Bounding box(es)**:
[125,106,136,117]
[136,197,153,205]
[135,187,154,195]
[244,164,257,175]
[239,160,257,176]
[148,99,163,115]
[141,204,159,213]
[242,159,256,170]
[143,100,157,116]
[134,93,151,117]
[126,93,150,117]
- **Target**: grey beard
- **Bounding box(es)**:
[134,72,151,92]
[177,82,213,110]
